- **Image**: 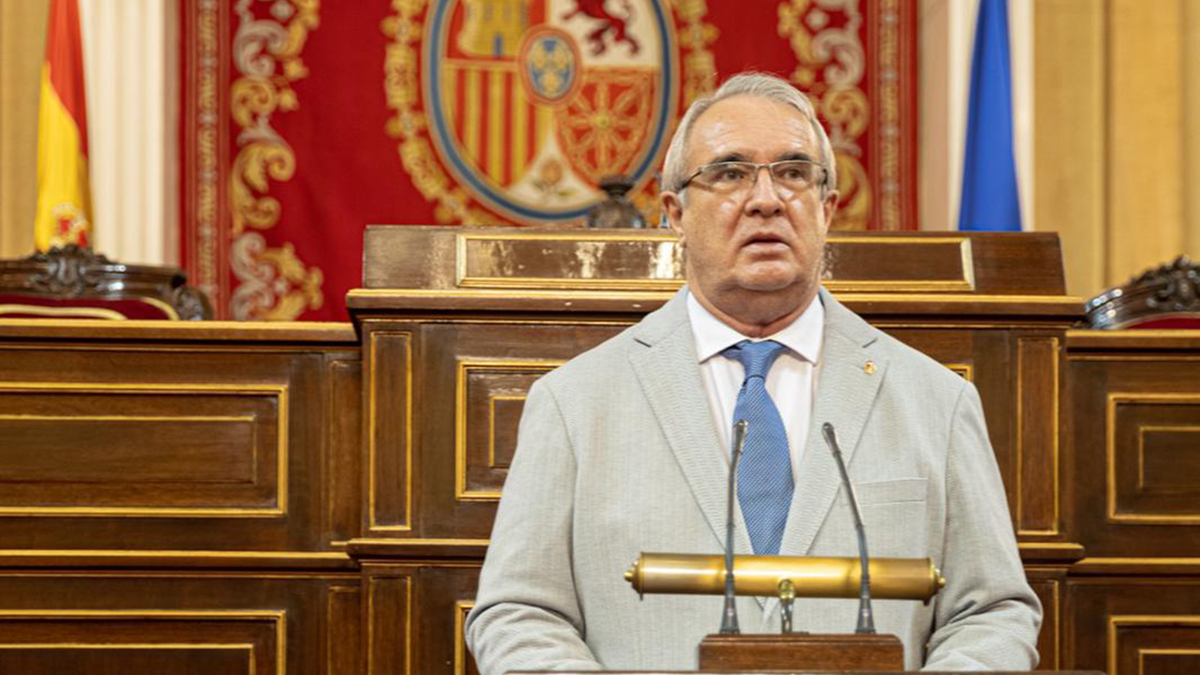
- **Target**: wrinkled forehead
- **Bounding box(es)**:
[685,95,819,168]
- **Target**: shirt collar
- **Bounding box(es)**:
[686,287,825,364]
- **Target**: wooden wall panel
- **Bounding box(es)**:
[1068,579,1200,675]
[1107,395,1200,523]
[0,0,46,258]
[1035,1,1200,298]
[0,649,252,675]
[360,563,480,675]
[364,565,410,675]
[361,319,628,541]
[456,359,561,500]
[1108,0,1188,285]
[0,384,285,515]
[1026,572,1063,671]
[327,357,364,545]
[0,573,358,675]
[0,612,280,675]
[1017,337,1062,536]
[1068,346,1200,556]
[327,585,364,675]
[365,330,413,535]
[0,324,361,553]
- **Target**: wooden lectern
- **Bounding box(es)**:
[699,632,904,671]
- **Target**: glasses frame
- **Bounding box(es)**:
[677,159,830,195]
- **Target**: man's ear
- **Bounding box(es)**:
[661,190,685,238]
[820,189,840,233]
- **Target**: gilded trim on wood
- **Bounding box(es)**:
[1108,614,1200,675]
[0,382,288,517]
[1016,337,1061,536]
[0,609,285,674]
[1138,647,1200,675]
[366,573,412,675]
[326,585,359,675]
[453,234,975,293]
[367,331,414,533]
[488,395,526,469]
[455,359,563,501]
[1107,393,1200,524]
[454,600,475,675]
[349,288,1082,304]
[1136,424,1200,491]
[943,363,974,381]
[350,537,490,547]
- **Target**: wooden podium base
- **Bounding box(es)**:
[698,633,904,672]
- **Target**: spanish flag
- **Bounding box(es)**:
[34,0,93,251]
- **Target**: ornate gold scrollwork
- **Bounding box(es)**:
[228,0,324,320]
[778,0,877,231]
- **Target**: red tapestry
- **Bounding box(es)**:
[180,0,917,321]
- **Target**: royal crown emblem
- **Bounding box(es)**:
[386,0,702,225]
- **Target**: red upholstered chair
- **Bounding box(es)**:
[1085,256,1200,329]
[0,246,212,320]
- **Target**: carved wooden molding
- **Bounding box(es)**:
[0,245,212,320]
[1086,256,1200,329]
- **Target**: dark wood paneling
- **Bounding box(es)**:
[0,616,276,675]
[1068,579,1200,675]
[1067,347,1200,556]
[0,387,281,512]
[1110,399,1200,519]
[362,319,628,541]
[360,562,480,675]
[8,239,1200,675]
[362,228,1067,296]
[0,572,359,675]
[365,330,413,535]
[364,565,409,675]
[327,585,364,675]
[327,357,364,544]
[0,649,250,675]
[0,326,361,552]
[1016,337,1062,536]
[457,360,559,499]
[1027,571,1064,670]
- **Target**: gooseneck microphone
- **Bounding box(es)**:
[719,419,749,634]
[822,422,876,634]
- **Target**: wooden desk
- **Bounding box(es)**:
[1,229,1197,675]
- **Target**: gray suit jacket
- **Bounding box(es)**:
[466,288,1041,672]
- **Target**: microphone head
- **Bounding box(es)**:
[821,422,837,446]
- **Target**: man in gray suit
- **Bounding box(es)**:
[465,72,1041,672]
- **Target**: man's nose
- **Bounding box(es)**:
[744,166,785,216]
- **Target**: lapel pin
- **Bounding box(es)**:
[864,360,876,375]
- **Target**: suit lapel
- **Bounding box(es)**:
[762,289,888,627]
[629,290,755,560]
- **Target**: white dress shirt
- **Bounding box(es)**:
[686,289,824,480]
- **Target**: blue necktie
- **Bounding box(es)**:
[724,340,793,555]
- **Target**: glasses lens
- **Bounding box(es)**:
[696,162,755,192]
[770,160,818,191]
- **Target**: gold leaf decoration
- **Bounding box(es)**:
[777,0,871,231]
[228,0,324,320]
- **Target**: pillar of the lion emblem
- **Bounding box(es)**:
[562,0,640,56]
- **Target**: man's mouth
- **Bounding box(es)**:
[742,234,788,250]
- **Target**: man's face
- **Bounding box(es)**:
[662,95,838,317]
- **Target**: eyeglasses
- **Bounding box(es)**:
[678,159,828,196]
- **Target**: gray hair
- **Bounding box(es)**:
[660,72,837,196]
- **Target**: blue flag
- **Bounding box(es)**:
[958,0,1022,231]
